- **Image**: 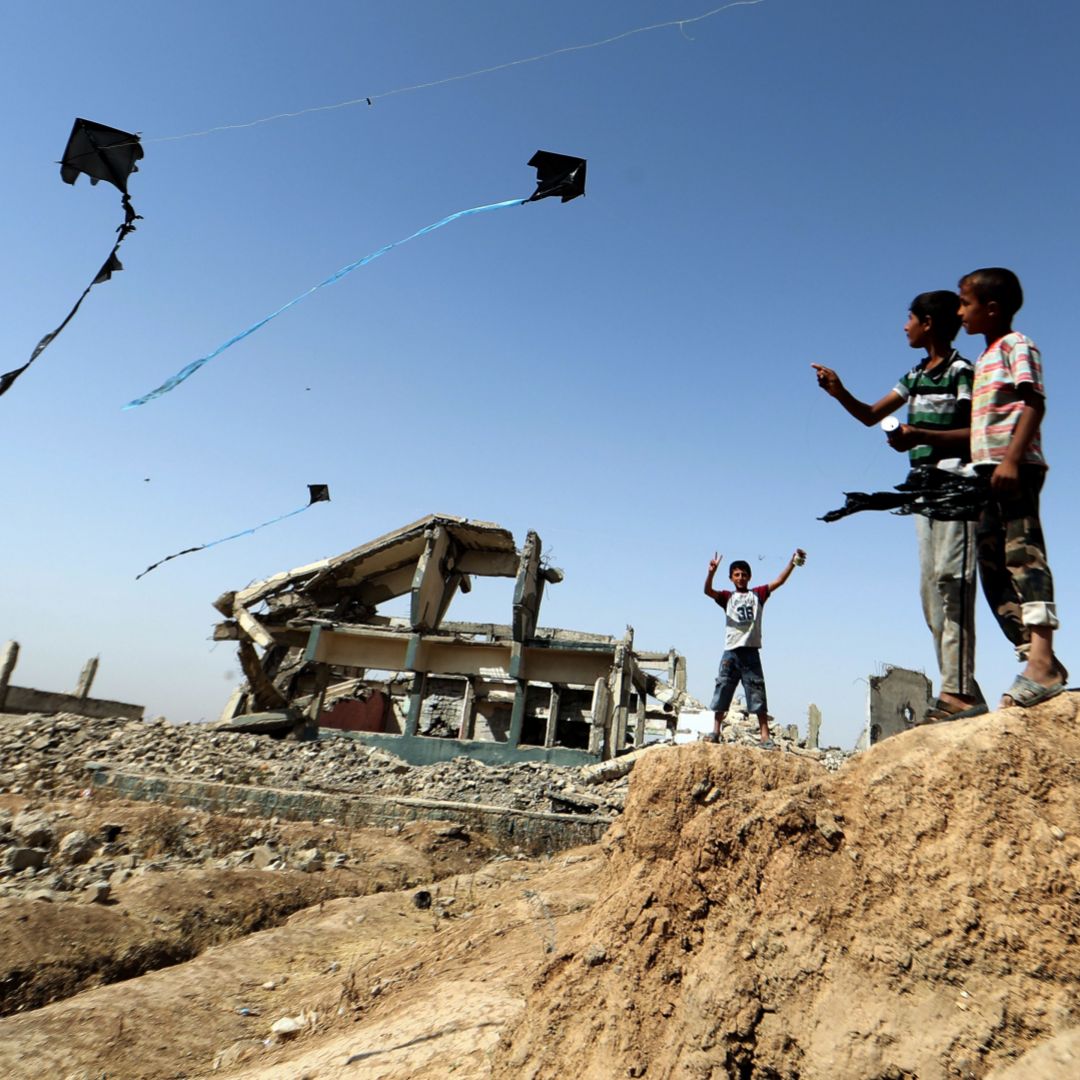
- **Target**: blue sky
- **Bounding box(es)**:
[2,1,1078,747]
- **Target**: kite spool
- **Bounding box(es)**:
[880,416,900,435]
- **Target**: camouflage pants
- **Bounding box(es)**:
[975,467,1058,653]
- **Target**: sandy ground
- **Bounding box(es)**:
[2,692,1079,1079]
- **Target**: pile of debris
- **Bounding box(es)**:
[0,797,422,906]
[0,711,641,816]
[706,701,852,770]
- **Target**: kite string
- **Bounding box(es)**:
[145,0,764,143]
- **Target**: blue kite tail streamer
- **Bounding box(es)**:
[136,501,317,579]
[200,501,311,550]
[123,197,524,409]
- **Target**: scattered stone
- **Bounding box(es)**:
[815,811,844,844]
[293,847,324,873]
[86,880,111,903]
[413,889,432,910]
[58,829,97,865]
[12,811,54,849]
[5,847,47,873]
[270,1015,303,1038]
[583,944,607,967]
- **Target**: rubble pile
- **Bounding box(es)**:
[712,702,851,770]
[0,803,356,904]
[0,709,855,908]
[0,711,640,815]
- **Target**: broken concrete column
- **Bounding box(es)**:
[807,704,822,749]
[73,656,99,700]
[404,672,427,737]
[508,680,528,748]
[512,530,544,642]
[544,684,562,748]
[579,743,662,784]
[457,677,476,740]
[589,678,612,757]
[609,630,634,754]
[0,641,18,710]
[633,689,648,749]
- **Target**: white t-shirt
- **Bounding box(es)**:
[713,585,770,649]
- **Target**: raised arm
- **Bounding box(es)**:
[704,552,725,600]
[811,364,902,426]
[767,549,805,592]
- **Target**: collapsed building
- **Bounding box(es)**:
[213,515,695,766]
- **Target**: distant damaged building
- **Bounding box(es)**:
[213,515,694,765]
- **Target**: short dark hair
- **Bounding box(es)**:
[729,559,751,576]
[910,290,962,343]
[959,267,1024,318]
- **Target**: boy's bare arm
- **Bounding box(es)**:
[885,399,972,454]
[811,364,902,426]
[767,550,804,592]
[992,386,1045,492]
[887,426,971,452]
[704,552,724,600]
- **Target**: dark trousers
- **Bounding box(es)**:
[975,466,1058,652]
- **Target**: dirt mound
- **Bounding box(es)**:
[493,693,1080,1080]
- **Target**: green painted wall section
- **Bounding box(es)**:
[83,763,611,855]
[326,729,598,768]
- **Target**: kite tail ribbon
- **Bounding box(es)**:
[136,499,321,580]
[1,198,141,398]
[123,197,524,409]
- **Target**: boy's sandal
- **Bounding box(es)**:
[1053,654,1070,685]
[759,738,779,750]
[923,700,990,723]
[703,733,721,744]
[999,675,1066,709]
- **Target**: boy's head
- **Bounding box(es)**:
[957,268,1023,337]
[905,290,962,350]
[728,559,752,589]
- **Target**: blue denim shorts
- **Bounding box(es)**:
[710,647,767,714]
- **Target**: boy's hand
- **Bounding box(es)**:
[811,363,843,397]
[886,423,920,452]
[708,551,722,574]
[991,460,1021,494]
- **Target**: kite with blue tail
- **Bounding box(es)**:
[124,151,586,409]
[136,484,330,579]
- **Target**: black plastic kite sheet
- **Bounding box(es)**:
[820,466,991,524]
[124,151,587,408]
[136,484,330,580]
[1,119,142,398]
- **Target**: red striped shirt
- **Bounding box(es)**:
[971,332,1046,466]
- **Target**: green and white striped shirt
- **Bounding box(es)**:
[893,351,974,464]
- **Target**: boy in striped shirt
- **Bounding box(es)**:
[812,290,985,719]
[958,267,1065,707]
